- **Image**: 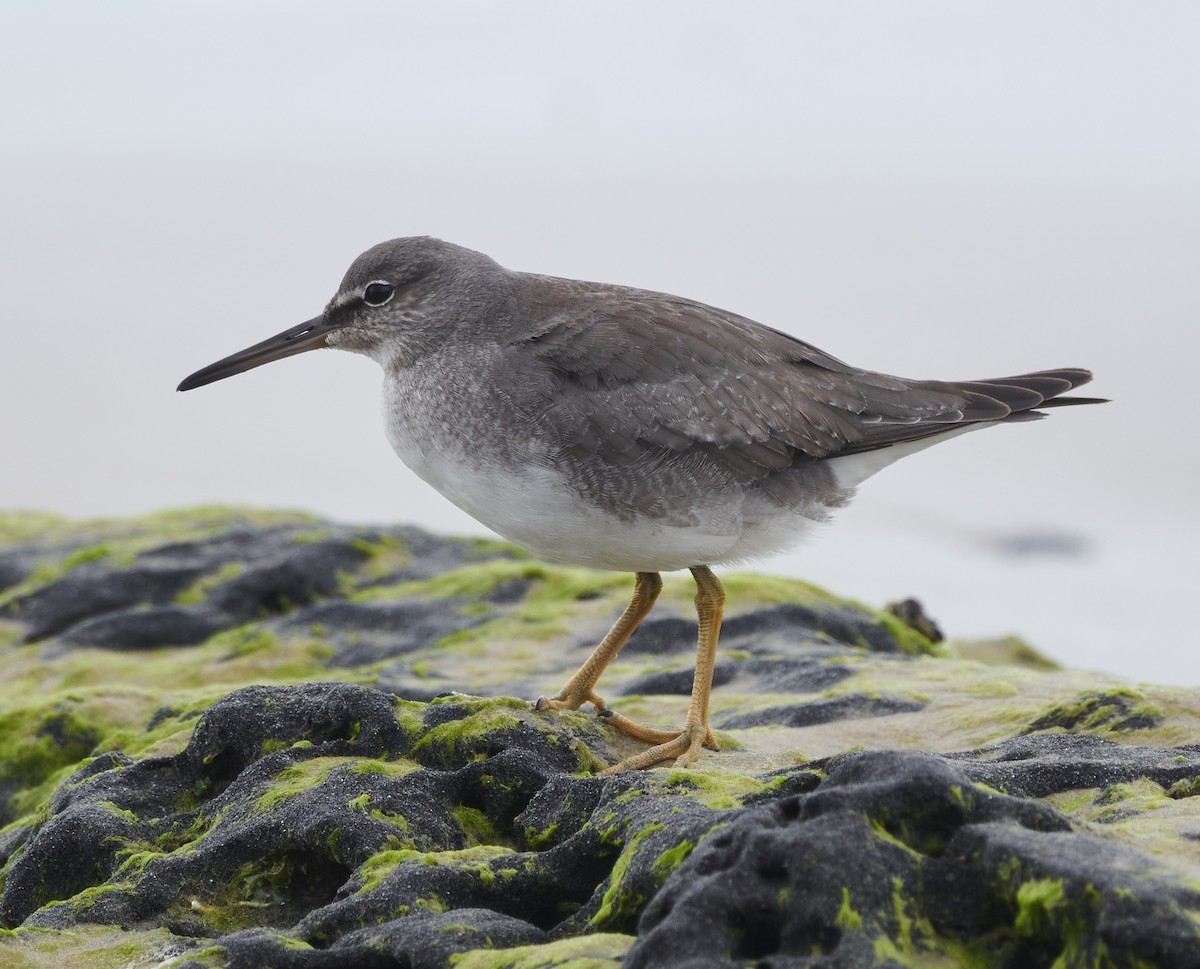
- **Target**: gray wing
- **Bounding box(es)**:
[508,276,1097,483]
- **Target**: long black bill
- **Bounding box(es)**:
[177,315,338,391]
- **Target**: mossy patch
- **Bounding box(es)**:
[835,885,863,931]
[6,507,1200,966]
[589,822,666,931]
[1024,689,1165,735]
[1168,776,1200,799]
[0,699,101,822]
[0,923,181,969]
[411,695,607,774]
[0,544,122,617]
[346,757,421,779]
[953,636,1060,671]
[0,687,225,826]
[870,877,944,965]
[174,562,245,606]
[653,768,769,810]
[347,531,413,579]
[452,805,509,848]
[649,838,694,882]
[359,563,632,673]
[450,932,635,969]
[354,845,516,895]
[252,756,349,813]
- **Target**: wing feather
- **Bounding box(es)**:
[508,277,1099,486]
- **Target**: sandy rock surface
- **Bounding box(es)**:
[1,509,1197,967]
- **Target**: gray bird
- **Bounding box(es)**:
[178,237,1104,773]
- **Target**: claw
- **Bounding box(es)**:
[600,720,709,774]
[533,568,727,775]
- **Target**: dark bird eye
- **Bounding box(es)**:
[363,281,395,306]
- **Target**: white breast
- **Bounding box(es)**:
[377,350,839,572]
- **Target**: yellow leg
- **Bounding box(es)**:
[601,566,725,774]
[535,571,662,714]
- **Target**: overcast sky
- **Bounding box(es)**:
[2,2,1197,681]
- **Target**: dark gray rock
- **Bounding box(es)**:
[4,519,510,651]
[60,605,223,649]
[4,510,1200,968]
[717,693,925,729]
[948,733,1200,798]
[8,683,1200,967]
[619,654,856,698]
[275,598,493,666]
[168,910,548,969]
[630,750,1200,968]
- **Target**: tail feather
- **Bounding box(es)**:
[837,367,1105,457]
[953,368,1107,420]
[827,367,1105,486]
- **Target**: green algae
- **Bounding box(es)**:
[835,886,863,931]
[1168,776,1200,799]
[451,805,510,848]
[411,695,607,775]
[524,820,560,850]
[0,700,101,821]
[252,757,344,813]
[358,560,624,612]
[0,687,227,828]
[7,507,1200,965]
[344,532,413,585]
[410,697,525,762]
[650,838,694,881]
[391,565,629,659]
[874,610,942,658]
[354,845,516,895]
[347,757,420,778]
[151,807,227,854]
[0,507,317,616]
[394,698,428,739]
[188,845,355,935]
[0,508,375,761]
[589,822,665,931]
[1013,877,1068,937]
[655,767,769,809]
[953,635,1060,671]
[0,544,119,620]
[870,877,945,966]
[694,572,940,657]
[174,562,245,606]
[0,511,69,547]
[65,882,138,916]
[450,932,635,969]
[252,755,420,815]
[1024,688,1164,735]
[0,924,182,969]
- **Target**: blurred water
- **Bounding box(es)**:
[2,2,1197,682]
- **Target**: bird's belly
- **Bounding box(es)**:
[381,371,842,571]
[386,432,831,572]
[424,458,828,571]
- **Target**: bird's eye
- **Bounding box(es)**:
[363,281,395,306]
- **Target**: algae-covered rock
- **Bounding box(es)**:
[1,508,1199,967]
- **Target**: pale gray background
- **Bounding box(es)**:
[3,2,1196,682]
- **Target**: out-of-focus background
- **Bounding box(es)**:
[2,2,1196,682]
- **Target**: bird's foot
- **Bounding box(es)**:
[533,688,606,714]
[598,711,717,749]
[535,687,719,773]
[598,716,718,774]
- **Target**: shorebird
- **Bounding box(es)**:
[179,237,1103,773]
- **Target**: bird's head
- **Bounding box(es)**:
[177,236,507,391]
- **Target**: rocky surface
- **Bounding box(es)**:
[1,508,1199,967]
